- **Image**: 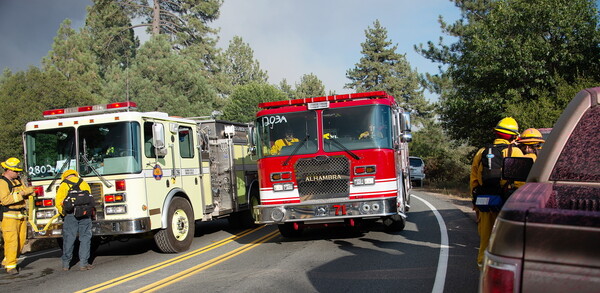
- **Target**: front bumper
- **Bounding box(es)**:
[254,197,400,224]
[31,217,152,238]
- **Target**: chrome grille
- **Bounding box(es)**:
[295,156,350,201]
[90,183,104,219]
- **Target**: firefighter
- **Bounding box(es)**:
[470,117,524,269]
[270,129,299,155]
[55,169,95,271]
[0,157,35,275]
[516,128,545,161]
[358,125,383,139]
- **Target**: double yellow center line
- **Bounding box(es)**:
[133,230,280,293]
[77,226,278,293]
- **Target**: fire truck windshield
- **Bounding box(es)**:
[255,111,318,158]
[323,104,392,151]
[25,122,142,180]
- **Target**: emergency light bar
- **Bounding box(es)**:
[43,101,137,118]
[258,91,392,109]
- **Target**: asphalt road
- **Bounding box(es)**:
[0,190,480,293]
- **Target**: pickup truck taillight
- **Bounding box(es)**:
[480,253,521,293]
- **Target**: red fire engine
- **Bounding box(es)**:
[252,91,413,236]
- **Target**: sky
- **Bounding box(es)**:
[0,0,461,101]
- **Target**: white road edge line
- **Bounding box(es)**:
[412,194,449,293]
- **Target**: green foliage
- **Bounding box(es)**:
[294,73,326,99]
[222,36,269,95]
[0,68,95,159]
[42,19,103,101]
[346,20,434,126]
[102,36,219,117]
[418,0,600,147]
[86,0,138,78]
[277,79,295,99]
[221,83,286,123]
[121,0,227,97]
[409,120,475,192]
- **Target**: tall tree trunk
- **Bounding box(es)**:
[152,0,160,35]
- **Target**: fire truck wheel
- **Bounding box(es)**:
[277,223,303,238]
[382,215,406,232]
[154,197,194,253]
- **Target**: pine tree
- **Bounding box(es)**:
[222,36,268,93]
[294,73,325,99]
[278,79,295,99]
[86,0,138,78]
[222,83,286,123]
[103,36,219,117]
[119,0,226,96]
[346,20,432,125]
[42,19,102,101]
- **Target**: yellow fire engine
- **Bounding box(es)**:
[25,102,258,253]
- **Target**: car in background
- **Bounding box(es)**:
[409,156,425,187]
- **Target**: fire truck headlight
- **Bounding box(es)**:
[273,183,294,192]
[353,177,375,186]
[36,210,56,219]
[105,205,127,215]
[270,207,285,222]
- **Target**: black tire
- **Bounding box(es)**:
[383,215,406,232]
[154,197,194,253]
[277,223,303,238]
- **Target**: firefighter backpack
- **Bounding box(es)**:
[0,177,11,221]
[62,178,95,218]
[474,144,512,212]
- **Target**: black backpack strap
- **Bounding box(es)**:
[63,178,83,191]
[1,176,14,192]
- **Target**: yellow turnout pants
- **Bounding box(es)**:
[477,210,499,267]
[1,214,28,270]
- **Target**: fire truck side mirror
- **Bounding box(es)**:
[401,112,412,132]
[400,112,412,143]
[248,126,257,156]
[152,123,168,157]
[401,133,413,143]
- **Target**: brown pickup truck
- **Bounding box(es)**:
[480,87,600,293]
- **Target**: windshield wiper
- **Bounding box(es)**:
[46,156,72,192]
[283,135,309,166]
[80,153,113,188]
[326,137,360,160]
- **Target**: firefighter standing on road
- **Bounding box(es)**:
[470,117,524,269]
[517,128,546,161]
[0,157,34,275]
[55,169,95,271]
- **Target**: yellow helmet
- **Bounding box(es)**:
[1,157,23,172]
[61,169,80,181]
[494,117,519,136]
[518,128,545,144]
